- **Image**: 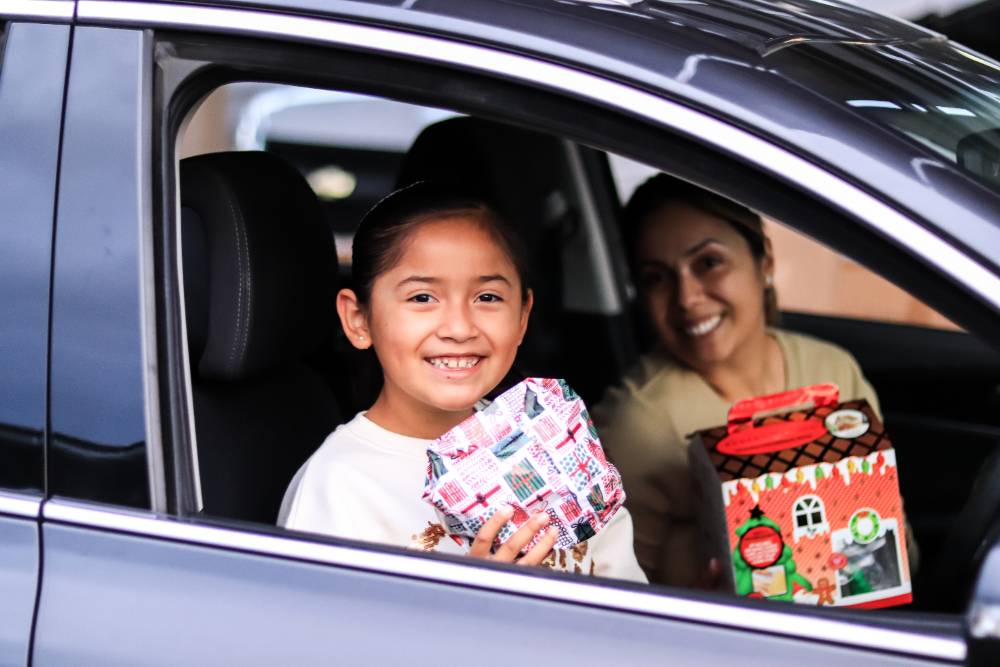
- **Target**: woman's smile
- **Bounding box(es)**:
[682,313,724,338]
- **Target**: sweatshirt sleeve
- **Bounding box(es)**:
[280,452,343,536]
[590,507,648,583]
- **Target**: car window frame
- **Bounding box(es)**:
[67,2,1000,662]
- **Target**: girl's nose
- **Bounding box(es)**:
[437,301,478,341]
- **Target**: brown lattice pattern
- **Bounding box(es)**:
[700,400,892,482]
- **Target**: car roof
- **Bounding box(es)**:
[202,0,934,52]
[161,0,1000,273]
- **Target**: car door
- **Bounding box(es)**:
[30,3,980,666]
[0,8,72,666]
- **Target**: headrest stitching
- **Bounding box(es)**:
[240,197,254,372]
[222,188,249,376]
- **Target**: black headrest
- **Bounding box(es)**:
[397,117,574,381]
[396,116,568,226]
[180,151,337,381]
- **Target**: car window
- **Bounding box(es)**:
[764,220,959,330]
[159,30,999,636]
[176,83,629,526]
[0,22,69,493]
[607,155,960,330]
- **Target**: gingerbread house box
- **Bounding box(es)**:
[689,384,912,609]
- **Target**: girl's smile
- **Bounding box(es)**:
[426,355,483,371]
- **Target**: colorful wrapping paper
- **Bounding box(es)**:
[422,378,625,551]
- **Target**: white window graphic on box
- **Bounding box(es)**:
[792,494,829,542]
[830,512,910,607]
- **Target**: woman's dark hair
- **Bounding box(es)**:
[351,181,531,306]
[622,173,779,324]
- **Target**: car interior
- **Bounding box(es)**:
[171,65,1000,621]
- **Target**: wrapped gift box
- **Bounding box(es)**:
[689,383,912,608]
[422,378,624,551]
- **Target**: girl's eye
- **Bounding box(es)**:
[476,293,503,303]
[408,293,435,304]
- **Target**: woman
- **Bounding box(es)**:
[592,174,896,587]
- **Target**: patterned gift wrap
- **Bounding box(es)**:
[422,378,624,551]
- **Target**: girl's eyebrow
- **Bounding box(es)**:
[478,274,512,286]
[396,275,437,287]
[395,274,512,287]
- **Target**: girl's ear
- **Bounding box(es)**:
[336,288,371,350]
[517,289,534,346]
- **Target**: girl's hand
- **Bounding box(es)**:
[468,505,558,566]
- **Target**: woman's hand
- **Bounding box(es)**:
[697,557,723,590]
[468,505,558,566]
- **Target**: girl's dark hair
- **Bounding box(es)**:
[622,173,778,324]
[351,181,531,305]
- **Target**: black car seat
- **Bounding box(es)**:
[180,151,342,524]
[396,116,572,390]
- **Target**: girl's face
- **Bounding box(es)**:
[354,216,531,423]
[635,200,772,373]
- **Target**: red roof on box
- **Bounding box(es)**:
[697,400,891,482]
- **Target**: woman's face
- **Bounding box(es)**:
[635,200,771,372]
[363,216,532,418]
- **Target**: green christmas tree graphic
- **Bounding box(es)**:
[733,505,813,601]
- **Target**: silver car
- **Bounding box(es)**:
[1,0,998,664]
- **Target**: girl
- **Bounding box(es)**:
[281,182,646,581]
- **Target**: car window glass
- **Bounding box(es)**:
[0,22,71,493]
[608,154,959,330]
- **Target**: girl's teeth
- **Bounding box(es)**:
[686,314,722,337]
[430,357,480,369]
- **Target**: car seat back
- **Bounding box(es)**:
[180,150,342,524]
